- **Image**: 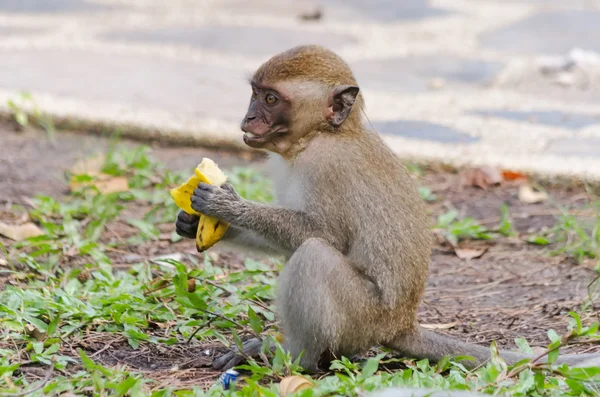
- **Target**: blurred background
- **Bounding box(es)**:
[0,0,599,178]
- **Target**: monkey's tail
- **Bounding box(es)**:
[387,328,600,369]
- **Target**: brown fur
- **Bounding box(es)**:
[179,45,600,372]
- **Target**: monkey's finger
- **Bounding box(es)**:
[196,182,215,191]
[175,226,196,239]
[177,210,200,223]
[221,183,236,193]
[192,187,213,203]
[175,220,198,236]
[190,196,209,213]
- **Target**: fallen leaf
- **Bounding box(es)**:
[25,324,46,341]
[459,167,502,190]
[70,174,129,194]
[279,376,313,397]
[187,278,196,293]
[454,247,488,260]
[70,154,105,175]
[518,184,548,204]
[159,233,172,241]
[69,154,129,194]
[0,222,44,241]
[501,170,528,181]
[421,321,459,330]
[77,271,90,283]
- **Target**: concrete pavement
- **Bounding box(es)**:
[0,0,600,179]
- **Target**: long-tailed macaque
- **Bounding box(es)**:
[175,45,600,373]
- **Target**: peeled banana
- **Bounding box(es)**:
[170,158,229,252]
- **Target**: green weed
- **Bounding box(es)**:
[6,91,56,140]
[1,145,599,396]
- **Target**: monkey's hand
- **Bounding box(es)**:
[191,183,243,221]
[212,338,269,371]
[175,210,200,239]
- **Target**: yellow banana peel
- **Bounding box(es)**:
[170,158,229,252]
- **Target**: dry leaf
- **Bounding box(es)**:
[70,154,105,175]
[501,170,528,181]
[454,247,487,260]
[187,278,196,293]
[279,376,313,397]
[77,271,91,283]
[159,233,172,241]
[25,324,46,341]
[421,321,459,330]
[0,222,44,241]
[70,174,129,194]
[459,166,502,190]
[518,184,548,204]
[69,155,129,194]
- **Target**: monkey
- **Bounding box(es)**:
[175,45,600,373]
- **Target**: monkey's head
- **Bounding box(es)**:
[241,45,364,153]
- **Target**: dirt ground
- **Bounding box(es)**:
[1,122,599,388]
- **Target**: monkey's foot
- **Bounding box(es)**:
[212,338,265,371]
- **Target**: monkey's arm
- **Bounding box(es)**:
[191,183,324,252]
[222,225,287,256]
[175,210,285,255]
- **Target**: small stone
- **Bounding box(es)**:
[568,48,600,65]
[428,77,446,89]
[151,252,184,263]
[554,72,575,86]
[537,56,574,74]
[123,254,142,263]
[77,271,90,283]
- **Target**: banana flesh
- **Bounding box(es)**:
[170,158,229,252]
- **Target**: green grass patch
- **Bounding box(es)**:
[1,145,599,396]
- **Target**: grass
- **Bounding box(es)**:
[1,144,600,396]
[6,92,56,140]
[435,196,600,272]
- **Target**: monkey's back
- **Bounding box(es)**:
[293,131,432,318]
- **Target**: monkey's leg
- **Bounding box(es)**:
[388,328,600,369]
[277,237,378,372]
[213,237,378,372]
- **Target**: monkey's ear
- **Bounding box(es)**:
[328,85,359,127]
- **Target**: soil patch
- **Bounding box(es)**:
[1,122,599,389]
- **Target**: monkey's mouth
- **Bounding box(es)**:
[243,130,285,146]
[243,132,267,146]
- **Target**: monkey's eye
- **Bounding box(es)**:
[265,93,278,105]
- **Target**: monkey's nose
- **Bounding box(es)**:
[245,115,256,122]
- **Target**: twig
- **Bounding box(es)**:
[89,338,118,358]
[203,279,231,295]
[198,309,263,342]
[3,358,55,397]
[248,298,274,313]
[186,317,216,344]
